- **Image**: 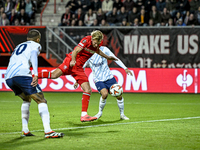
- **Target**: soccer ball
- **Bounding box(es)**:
[110,84,123,97]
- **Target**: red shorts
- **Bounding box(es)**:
[58,55,89,85]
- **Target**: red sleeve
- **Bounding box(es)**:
[78,36,90,49]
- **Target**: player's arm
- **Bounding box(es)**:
[70,46,83,67]
[97,49,118,61]
[107,48,133,76]
[30,50,39,87]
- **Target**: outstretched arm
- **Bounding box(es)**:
[114,57,133,76]
[105,47,133,76]
[97,49,118,61]
[125,69,133,76]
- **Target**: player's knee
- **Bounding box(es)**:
[84,87,92,94]
[102,94,108,99]
[81,82,92,93]
[30,92,47,104]
[36,98,47,104]
[116,95,122,100]
[24,97,32,102]
[19,93,31,102]
[39,98,47,104]
[102,92,108,99]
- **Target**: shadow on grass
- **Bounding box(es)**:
[66,118,123,127]
[50,119,123,137]
[56,128,120,138]
[0,136,46,149]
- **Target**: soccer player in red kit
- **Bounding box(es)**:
[37,30,117,122]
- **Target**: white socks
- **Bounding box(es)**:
[81,111,87,116]
[38,103,52,133]
[21,101,30,133]
[117,97,125,116]
[98,96,125,115]
[21,102,52,133]
[98,96,107,113]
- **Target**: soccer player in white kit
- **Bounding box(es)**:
[5,29,63,138]
[74,46,132,120]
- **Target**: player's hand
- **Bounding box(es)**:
[70,60,76,67]
[74,82,78,89]
[125,69,133,76]
[31,76,38,87]
[107,56,118,61]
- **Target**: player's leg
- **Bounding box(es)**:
[107,77,129,120]
[18,93,35,136]
[79,81,97,122]
[94,81,109,119]
[11,76,63,138]
[6,77,34,136]
[38,56,71,79]
[116,95,129,120]
[30,93,51,133]
[30,92,64,138]
[80,81,91,116]
[38,68,63,79]
[99,88,109,113]
[38,56,72,79]
[73,70,97,122]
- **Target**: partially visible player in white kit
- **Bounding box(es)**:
[5,29,63,138]
[74,46,133,120]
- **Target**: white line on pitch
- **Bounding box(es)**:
[1,116,200,135]
[1,101,200,105]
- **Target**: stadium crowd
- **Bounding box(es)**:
[0,0,200,26]
[0,0,43,25]
[59,0,200,27]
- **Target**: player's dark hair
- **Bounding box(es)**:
[27,29,41,40]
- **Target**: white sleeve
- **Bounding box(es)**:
[105,47,127,70]
[30,50,38,76]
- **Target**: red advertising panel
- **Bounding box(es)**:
[0,67,198,93]
[0,26,46,53]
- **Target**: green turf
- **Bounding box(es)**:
[0,92,200,150]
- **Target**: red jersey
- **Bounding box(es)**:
[69,35,103,67]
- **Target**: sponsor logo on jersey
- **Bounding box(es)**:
[93,61,104,67]
[84,48,96,54]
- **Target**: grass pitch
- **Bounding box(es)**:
[0,92,200,150]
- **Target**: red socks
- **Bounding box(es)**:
[82,92,91,112]
[38,71,51,79]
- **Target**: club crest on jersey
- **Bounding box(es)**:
[82,40,86,43]
[63,65,67,70]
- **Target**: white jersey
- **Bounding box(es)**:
[83,46,127,83]
[5,41,41,79]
